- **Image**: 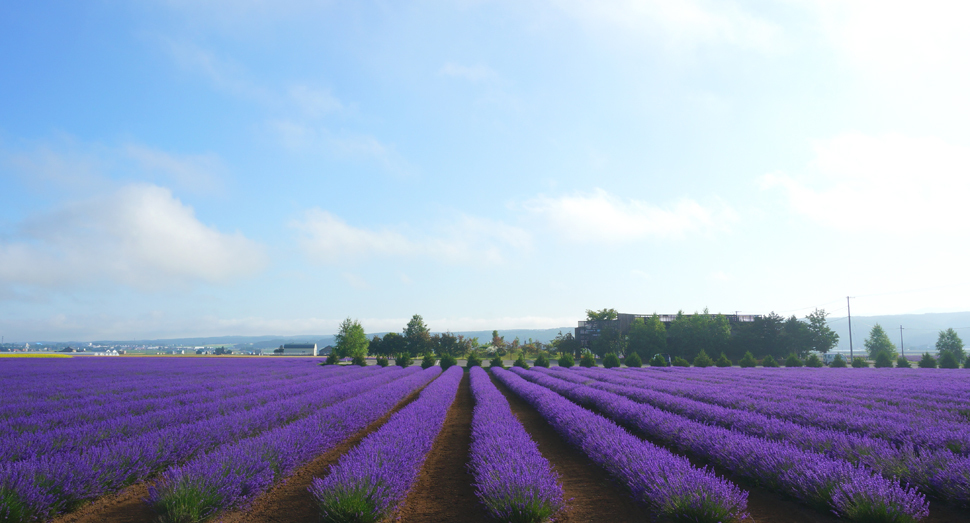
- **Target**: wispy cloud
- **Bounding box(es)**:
[269,121,415,176]
[521,188,736,243]
[762,133,970,234]
[125,144,226,195]
[439,62,501,83]
[0,184,268,292]
[291,209,531,266]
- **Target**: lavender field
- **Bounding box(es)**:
[1,358,969,522]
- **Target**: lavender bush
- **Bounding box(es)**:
[309,365,463,522]
[468,367,564,522]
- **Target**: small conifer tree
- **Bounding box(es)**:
[325,353,340,365]
[873,352,893,368]
[895,356,911,368]
[439,353,457,370]
[693,350,714,367]
[715,353,732,367]
[805,354,823,367]
[558,353,575,368]
[490,355,505,369]
[851,357,868,368]
[513,354,530,369]
[533,353,550,368]
[352,354,367,367]
[761,355,779,367]
[830,354,847,367]
[939,351,960,369]
[396,353,413,367]
[918,353,937,368]
[376,356,390,367]
[738,351,757,368]
[579,352,597,367]
[624,352,643,368]
[603,353,621,368]
[649,353,668,367]
[421,353,437,369]
[466,353,482,368]
[784,353,803,367]
[671,356,691,367]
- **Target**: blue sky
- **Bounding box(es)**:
[3,1,970,342]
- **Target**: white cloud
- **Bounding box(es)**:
[291,209,531,265]
[289,84,343,117]
[762,133,970,234]
[548,0,783,53]
[439,63,501,83]
[0,184,268,291]
[521,188,735,242]
[126,144,226,195]
[269,121,414,176]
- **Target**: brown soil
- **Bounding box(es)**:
[50,382,428,523]
[395,372,490,523]
[490,373,654,523]
[216,383,429,523]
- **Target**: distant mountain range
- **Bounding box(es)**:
[77,311,970,353]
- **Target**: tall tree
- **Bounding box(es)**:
[590,325,625,357]
[334,318,369,358]
[806,308,839,354]
[490,330,507,357]
[781,315,812,358]
[403,314,433,356]
[864,324,897,360]
[551,331,581,357]
[626,315,666,360]
[936,328,965,360]
[586,308,619,321]
[432,331,468,358]
[380,332,407,356]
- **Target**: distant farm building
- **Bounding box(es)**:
[278,343,318,356]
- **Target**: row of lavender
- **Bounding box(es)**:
[563,366,970,504]
[512,367,931,522]
[0,359,421,522]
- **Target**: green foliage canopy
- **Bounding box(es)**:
[864,324,897,361]
[334,318,369,359]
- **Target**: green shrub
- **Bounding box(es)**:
[918,353,937,368]
[715,353,732,367]
[513,354,530,369]
[873,352,893,368]
[671,356,691,367]
[965,354,970,369]
[738,351,757,368]
[602,353,621,368]
[325,353,339,365]
[805,354,823,367]
[376,356,389,367]
[784,354,803,367]
[395,353,413,367]
[490,356,505,369]
[466,353,482,368]
[649,353,668,367]
[558,354,575,368]
[895,356,911,368]
[693,350,714,368]
[533,353,550,368]
[939,352,961,369]
[624,352,642,368]
[761,355,779,367]
[579,353,597,368]
[851,357,868,368]
[352,354,367,367]
[830,354,847,367]
[439,353,457,370]
[421,353,437,369]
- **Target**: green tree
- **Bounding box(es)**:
[936,328,965,360]
[830,354,847,368]
[918,353,937,368]
[558,353,575,368]
[586,308,619,321]
[624,352,642,367]
[513,354,530,369]
[403,314,433,356]
[667,309,730,361]
[864,324,897,361]
[490,330,508,357]
[781,316,812,358]
[806,309,839,354]
[379,332,406,357]
[533,353,551,368]
[805,354,823,367]
[939,351,961,369]
[671,356,691,367]
[395,353,413,367]
[602,353,621,368]
[626,315,667,361]
[715,353,732,367]
[421,353,437,369]
[693,350,714,367]
[439,353,457,370]
[649,353,669,367]
[738,351,757,368]
[590,326,625,358]
[334,318,369,358]
[761,354,779,367]
[873,352,893,368]
[784,353,803,367]
[895,356,911,368]
[433,332,467,358]
[466,353,482,368]
[367,335,383,356]
[579,352,597,367]
[551,331,582,358]
[851,357,868,368]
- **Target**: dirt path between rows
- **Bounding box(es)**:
[395,372,490,523]
[51,379,428,523]
[490,372,653,523]
[217,383,430,523]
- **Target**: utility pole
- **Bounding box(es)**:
[899,326,905,357]
[847,296,854,360]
